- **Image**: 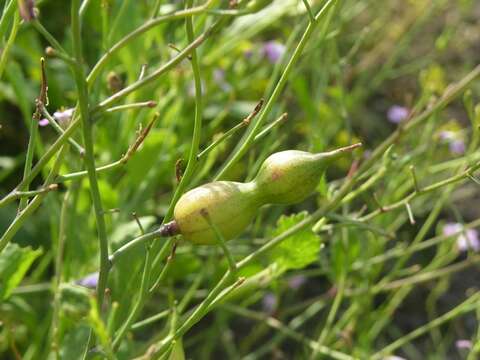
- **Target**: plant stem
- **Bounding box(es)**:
[371,293,480,359]
[71,0,109,312]
[214,0,337,180]
[86,0,215,86]
[0,146,67,252]
[0,10,19,80]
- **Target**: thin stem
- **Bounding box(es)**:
[71,0,109,311]
[32,20,68,56]
[94,19,220,112]
[86,0,215,86]
[214,0,337,180]
[41,105,85,154]
[301,0,315,23]
[103,100,156,113]
[310,275,345,359]
[108,222,179,266]
[0,146,67,252]
[18,57,48,211]
[253,112,288,142]
[131,310,170,330]
[150,0,205,274]
[358,160,480,222]
[223,305,353,360]
[0,10,19,80]
[112,244,153,349]
[197,99,263,160]
[10,184,59,202]
[0,0,16,40]
[79,0,93,17]
[351,218,480,270]
[371,293,480,359]
[149,242,177,293]
[51,189,72,358]
[201,209,237,276]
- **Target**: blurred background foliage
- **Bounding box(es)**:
[1,0,480,359]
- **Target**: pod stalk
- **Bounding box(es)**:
[158,220,181,237]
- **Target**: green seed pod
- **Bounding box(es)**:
[173,143,361,245]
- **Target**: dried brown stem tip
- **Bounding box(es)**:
[158,220,180,237]
[243,98,264,125]
[324,142,362,156]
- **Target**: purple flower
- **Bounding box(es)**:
[54,108,74,127]
[449,139,466,154]
[288,275,306,290]
[38,118,49,127]
[455,339,472,350]
[443,223,480,252]
[439,131,466,155]
[387,105,409,124]
[39,108,74,128]
[76,272,99,289]
[262,41,286,64]
[262,292,277,313]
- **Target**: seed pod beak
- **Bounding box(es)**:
[317,142,362,160]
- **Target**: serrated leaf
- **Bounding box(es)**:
[268,212,321,270]
[0,243,42,299]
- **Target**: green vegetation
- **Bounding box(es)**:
[1,0,480,359]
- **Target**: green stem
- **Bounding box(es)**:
[371,293,480,359]
[150,0,205,275]
[51,189,72,359]
[41,105,85,154]
[214,0,337,180]
[71,0,109,311]
[86,0,215,86]
[32,20,68,55]
[112,244,153,349]
[0,10,19,80]
[0,145,67,252]
[0,0,16,40]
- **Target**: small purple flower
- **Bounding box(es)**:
[439,131,466,155]
[262,292,277,313]
[449,139,466,155]
[38,118,49,127]
[288,275,306,290]
[262,41,286,64]
[54,108,74,127]
[76,272,99,289]
[387,105,409,124]
[455,339,472,350]
[443,223,480,252]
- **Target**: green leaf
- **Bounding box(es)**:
[268,212,321,270]
[0,243,42,299]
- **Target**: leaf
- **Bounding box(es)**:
[0,243,42,299]
[268,212,321,271]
